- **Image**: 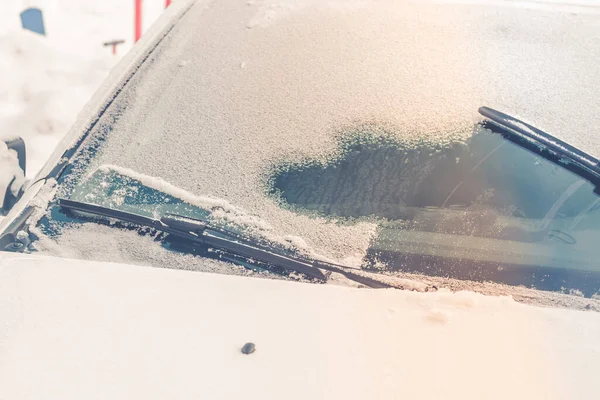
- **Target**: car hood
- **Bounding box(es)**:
[1,252,600,399]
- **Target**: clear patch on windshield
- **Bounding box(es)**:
[267,125,600,296]
[269,126,590,221]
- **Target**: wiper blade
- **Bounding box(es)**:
[479,106,600,191]
[57,198,394,289]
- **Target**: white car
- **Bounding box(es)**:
[1,0,600,399]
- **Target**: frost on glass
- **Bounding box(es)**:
[70,168,211,221]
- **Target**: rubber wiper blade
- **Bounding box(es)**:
[479,106,600,191]
[160,214,207,233]
[57,199,394,288]
[58,198,165,229]
[58,198,326,280]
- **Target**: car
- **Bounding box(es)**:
[2,0,600,302]
[1,0,600,398]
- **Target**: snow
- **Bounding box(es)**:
[0,142,25,208]
[1,0,599,287]
[31,0,600,273]
[0,29,113,177]
[1,252,600,399]
[0,0,167,179]
[1,2,600,397]
[84,164,376,266]
[0,1,173,227]
[96,164,274,231]
[31,220,290,280]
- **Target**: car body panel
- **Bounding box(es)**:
[1,251,600,399]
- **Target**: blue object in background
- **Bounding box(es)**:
[20,8,46,36]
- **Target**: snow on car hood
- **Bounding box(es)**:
[1,252,599,399]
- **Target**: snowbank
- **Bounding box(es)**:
[0,142,25,208]
[0,29,115,177]
[1,253,599,399]
[0,0,166,178]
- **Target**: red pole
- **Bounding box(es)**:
[166,0,172,7]
[135,0,142,43]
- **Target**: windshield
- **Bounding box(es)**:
[29,0,600,299]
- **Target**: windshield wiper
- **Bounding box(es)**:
[479,106,600,193]
[57,198,395,289]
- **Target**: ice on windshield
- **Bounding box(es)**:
[32,0,600,293]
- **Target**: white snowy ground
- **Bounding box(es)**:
[0,0,165,178]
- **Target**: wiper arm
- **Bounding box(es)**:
[57,198,394,289]
[479,106,600,192]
